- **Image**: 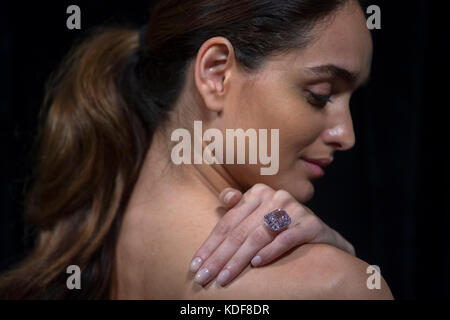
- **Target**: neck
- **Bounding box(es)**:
[191,137,243,196]
[126,125,243,213]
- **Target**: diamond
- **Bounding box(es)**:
[264,209,291,232]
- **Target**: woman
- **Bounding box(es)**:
[0,0,393,299]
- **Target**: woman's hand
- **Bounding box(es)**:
[188,183,356,287]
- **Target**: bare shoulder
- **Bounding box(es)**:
[182,243,394,300]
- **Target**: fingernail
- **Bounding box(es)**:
[224,192,234,204]
[251,256,262,266]
[189,257,203,273]
[194,268,210,285]
[216,269,230,287]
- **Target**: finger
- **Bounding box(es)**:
[189,185,274,274]
[189,194,262,274]
[250,205,314,267]
[215,225,275,287]
[193,193,293,286]
[219,188,242,208]
[250,227,307,267]
[193,223,253,286]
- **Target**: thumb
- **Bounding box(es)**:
[219,188,242,209]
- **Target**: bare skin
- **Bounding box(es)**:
[111,145,393,299]
[111,1,394,299]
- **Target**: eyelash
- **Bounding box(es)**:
[307,92,333,108]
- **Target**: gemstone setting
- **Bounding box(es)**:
[264,209,291,232]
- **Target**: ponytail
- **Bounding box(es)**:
[0,27,149,299]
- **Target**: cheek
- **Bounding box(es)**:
[228,79,314,131]
[240,84,324,161]
[279,111,324,157]
[225,79,325,170]
[222,75,324,197]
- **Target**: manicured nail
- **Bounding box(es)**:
[216,269,230,287]
[224,192,234,204]
[251,256,262,266]
[189,257,202,273]
[194,268,210,284]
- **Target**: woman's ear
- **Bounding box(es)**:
[194,37,235,113]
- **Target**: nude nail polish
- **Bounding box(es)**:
[251,256,262,266]
[189,257,202,273]
[216,269,230,286]
[194,268,210,284]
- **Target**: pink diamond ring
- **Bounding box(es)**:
[263,208,292,232]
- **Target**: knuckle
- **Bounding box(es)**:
[252,183,269,193]
[204,258,220,272]
[272,189,294,205]
[228,226,248,246]
[279,230,300,248]
[250,226,271,245]
[215,220,231,237]
[242,184,274,203]
[249,183,273,197]
[259,187,275,202]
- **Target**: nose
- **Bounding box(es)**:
[322,107,356,151]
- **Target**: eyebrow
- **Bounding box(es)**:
[306,64,370,87]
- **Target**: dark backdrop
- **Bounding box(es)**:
[1,0,449,299]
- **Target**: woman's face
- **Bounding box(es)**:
[219,1,373,203]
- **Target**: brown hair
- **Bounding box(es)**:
[0,0,354,299]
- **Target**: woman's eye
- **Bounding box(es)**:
[307,92,333,108]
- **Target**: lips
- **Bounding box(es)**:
[302,157,333,168]
[300,157,333,178]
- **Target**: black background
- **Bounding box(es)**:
[1,0,449,299]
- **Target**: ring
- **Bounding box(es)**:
[263,208,291,232]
